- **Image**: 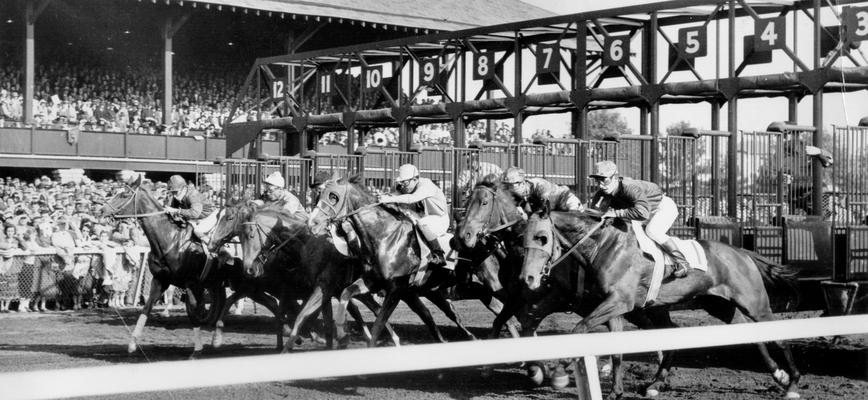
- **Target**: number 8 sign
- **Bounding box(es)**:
[473,52,495,80]
[602,36,630,66]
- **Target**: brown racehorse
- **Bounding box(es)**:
[309,177,481,347]
[99,175,226,359]
[228,204,401,351]
[521,206,802,399]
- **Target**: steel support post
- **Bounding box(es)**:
[647,13,660,184]
[812,0,824,216]
[711,100,721,216]
[727,0,739,218]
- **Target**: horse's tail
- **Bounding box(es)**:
[742,249,800,311]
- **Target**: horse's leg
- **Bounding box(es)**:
[128,276,165,354]
[627,308,677,398]
[736,305,801,398]
[355,293,400,346]
[212,290,245,349]
[424,291,476,340]
[284,287,324,353]
[245,289,283,350]
[335,278,368,349]
[184,286,205,359]
[571,293,633,334]
[368,290,404,347]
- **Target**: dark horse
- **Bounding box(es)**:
[229,204,401,351]
[207,202,295,350]
[521,208,802,399]
[99,175,226,359]
[309,177,487,347]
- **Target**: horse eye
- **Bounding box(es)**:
[227,215,234,221]
[328,193,339,205]
[482,200,488,206]
[536,235,547,246]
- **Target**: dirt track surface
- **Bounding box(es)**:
[0,301,866,400]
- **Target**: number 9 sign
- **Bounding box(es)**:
[420,58,440,87]
[602,36,630,66]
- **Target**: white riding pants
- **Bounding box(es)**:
[418,214,450,241]
[192,209,220,238]
[645,195,678,245]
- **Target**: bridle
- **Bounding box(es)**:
[104,184,165,218]
[242,216,306,272]
[314,182,381,228]
[464,186,522,258]
[526,215,606,280]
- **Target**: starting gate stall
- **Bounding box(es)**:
[221,156,314,205]
[531,137,583,191]
[354,147,418,194]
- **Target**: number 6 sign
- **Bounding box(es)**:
[602,35,630,66]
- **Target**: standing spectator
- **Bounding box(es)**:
[0,224,21,312]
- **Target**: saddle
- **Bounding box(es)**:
[630,221,708,306]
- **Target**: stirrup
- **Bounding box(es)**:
[672,263,689,278]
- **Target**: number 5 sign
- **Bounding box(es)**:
[678,26,706,58]
[754,17,785,52]
[602,36,630,66]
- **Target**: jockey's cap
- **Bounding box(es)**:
[502,167,525,184]
[262,171,285,188]
[395,164,419,183]
[589,160,618,179]
[168,175,187,192]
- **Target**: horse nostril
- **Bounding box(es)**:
[525,275,535,287]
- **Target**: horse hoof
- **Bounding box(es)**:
[527,365,544,386]
[212,337,223,348]
[785,391,800,399]
[646,388,659,397]
[550,368,570,390]
[127,342,137,354]
[774,369,790,386]
[189,350,201,360]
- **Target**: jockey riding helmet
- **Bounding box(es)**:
[590,160,619,195]
[503,167,531,198]
[395,164,420,193]
[262,171,286,189]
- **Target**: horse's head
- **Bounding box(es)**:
[520,208,559,291]
[457,180,521,249]
[209,201,254,253]
[521,206,606,291]
[240,209,302,278]
[308,176,374,236]
[99,174,163,219]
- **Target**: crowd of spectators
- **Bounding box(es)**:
[0,62,248,136]
[0,173,190,312]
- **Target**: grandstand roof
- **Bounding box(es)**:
[192,0,554,32]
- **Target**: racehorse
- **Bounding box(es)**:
[521,206,802,399]
[211,201,399,351]
[99,175,226,359]
[309,177,481,347]
[207,202,294,350]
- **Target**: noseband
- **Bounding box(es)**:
[528,216,606,280]
[243,217,306,272]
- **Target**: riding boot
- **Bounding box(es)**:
[425,237,447,267]
[661,239,690,278]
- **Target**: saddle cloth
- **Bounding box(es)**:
[630,221,708,306]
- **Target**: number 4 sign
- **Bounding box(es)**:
[754,17,785,52]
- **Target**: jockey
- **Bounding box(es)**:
[588,160,689,278]
[379,164,449,267]
[502,166,583,214]
[261,171,307,219]
[163,175,217,245]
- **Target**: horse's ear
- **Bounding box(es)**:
[131,174,142,188]
[347,173,364,185]
[540,199,551,217]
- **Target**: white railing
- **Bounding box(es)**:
[2,314,867,400]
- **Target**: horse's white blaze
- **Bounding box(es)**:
[212,321,225,348]
[128,314,148,353]
[192,327,203,352]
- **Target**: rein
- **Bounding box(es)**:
[106,184,166,218]
[539,218,606,276]
[244,217,307,270]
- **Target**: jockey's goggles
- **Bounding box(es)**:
[592,175,615,186]
[396,176,418,187]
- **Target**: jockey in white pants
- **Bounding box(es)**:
[379,164,450,267]
[588,161,689,278]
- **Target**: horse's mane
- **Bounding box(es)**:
[335,176,377,209]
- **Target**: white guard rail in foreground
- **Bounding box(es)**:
[3,314,868,400]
